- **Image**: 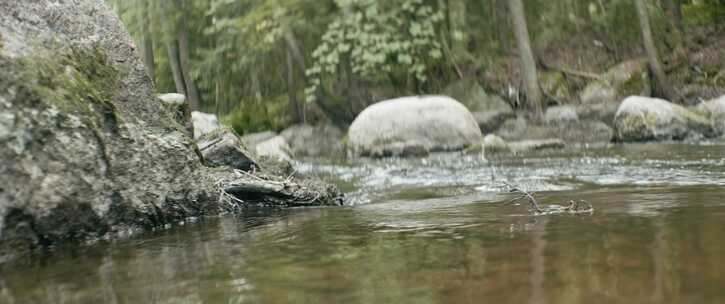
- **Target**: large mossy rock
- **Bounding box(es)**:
[0,0,228,260]
[347,96,483,157]
[613,96,714,141]
[580,59,650,105]
[0,0,341,262]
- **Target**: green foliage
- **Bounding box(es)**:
[221,95,291,134]
[109,0,725,131]
[683,0,725,25]
[305,0,445,103]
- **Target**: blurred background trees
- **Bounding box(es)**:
[109,0,725,134]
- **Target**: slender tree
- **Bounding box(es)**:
[634,0,675,100]
[508,0,543,119]
[166,41,187,96]
[140,0,155,83]
[176,1,201,111]
[494,0,511,52]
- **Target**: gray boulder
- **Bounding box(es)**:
[464,134,509,155]
[443,79,514,133]
[241,131,277,148]
[255,136,293,161]
[347,96,483,157]
[613,96,714,141]
[545,105,579,124]
[281,124,344,158]
[472,110,516,133]
[576,102,620,126]
[442,79,513,112]
[696,95,725,136]
[197,128,257,171]
[509,139,566,152]
[191,111,221,139]
[157,93,186,106]
[496,116,613,144]
[158,93,191,133]
[495,115,529,140]
[0,0,224,260]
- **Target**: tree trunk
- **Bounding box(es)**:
[494,0,511,53]
[508,0,543,119]
[141,1,155,83]
[286,47,302,124]
[177,11,201,111]
[166,41,187,96]
[635,0,675,100]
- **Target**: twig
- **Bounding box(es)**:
[507,187,544,213]
[501,183,593,214]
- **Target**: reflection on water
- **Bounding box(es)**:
[2,143,725,303]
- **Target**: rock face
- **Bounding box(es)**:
[281,124,345,158]
[191,111,221,139]
[347,96,483,157]
[0,0,340,262]
[197,129,257,171]
[613,96,714,141]
[0,0,226,261]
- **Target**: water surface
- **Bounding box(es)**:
[2,143,725,303]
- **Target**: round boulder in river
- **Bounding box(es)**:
[613,96,714,141]
[347,96,483,157]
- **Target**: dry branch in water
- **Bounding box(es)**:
[504,184,593,214]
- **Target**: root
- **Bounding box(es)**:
[216,169,344,209]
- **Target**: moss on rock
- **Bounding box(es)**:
[18,47,120,128]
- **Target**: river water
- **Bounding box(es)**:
[2,143,725,303]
